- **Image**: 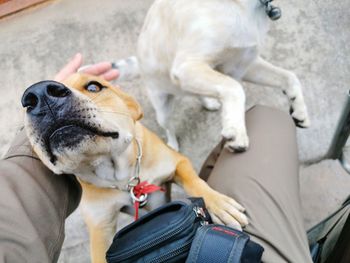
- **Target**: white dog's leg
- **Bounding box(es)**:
[172,60,249,152]
[243,57,310,127]
[146,88,179,151]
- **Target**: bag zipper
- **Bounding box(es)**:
[108,206,202,261]
[148,240,193,263]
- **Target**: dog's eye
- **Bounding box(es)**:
[85,81,105,93]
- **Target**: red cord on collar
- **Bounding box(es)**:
[133,181,165,220]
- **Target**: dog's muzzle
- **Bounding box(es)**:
[21,81,119,163]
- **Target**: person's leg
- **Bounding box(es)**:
[0,129,81,262]
[200,105,312,263]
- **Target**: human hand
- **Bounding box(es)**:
[54,53,119,82]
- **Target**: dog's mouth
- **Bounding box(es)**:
[43,121,119,164]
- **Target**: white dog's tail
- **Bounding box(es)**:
[112,56,140,81]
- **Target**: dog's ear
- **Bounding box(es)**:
[118,91,144,121]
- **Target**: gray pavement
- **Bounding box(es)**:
[0,0,349,262]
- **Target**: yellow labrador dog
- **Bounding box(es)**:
[114,0,310,152]
[21,74,248,263]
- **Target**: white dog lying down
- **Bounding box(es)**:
[114,0,310,152]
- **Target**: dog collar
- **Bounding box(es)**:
[127,138,143,194]
[259,0,282,21]
[126,138,164,220]
[126,138,152,207]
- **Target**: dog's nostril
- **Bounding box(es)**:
[47,84,71,98]
[22,92,39,110]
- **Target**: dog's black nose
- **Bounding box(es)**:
[21,81,72,114]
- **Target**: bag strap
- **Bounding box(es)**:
[308,202,350,263]
[228,230,249,262]
[186,225,249,263]
[324,212,350,263]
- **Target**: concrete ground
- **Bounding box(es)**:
[0,0,349,262]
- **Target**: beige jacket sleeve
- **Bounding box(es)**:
[0,128,81,263]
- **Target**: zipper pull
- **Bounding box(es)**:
[193,206,209,225]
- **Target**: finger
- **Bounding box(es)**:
[102,69,120,81]
[54,53,83,81]
[81,62,112,76]
[77,64,93,72]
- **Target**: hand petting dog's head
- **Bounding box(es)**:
[22,73,143,175]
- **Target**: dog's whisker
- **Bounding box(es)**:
[96,110,132,118]
[91,96,111,106]
[90,92,106,104]
[8,123,25,130]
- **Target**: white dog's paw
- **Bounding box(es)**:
[200,97,221,111]
[205,191,248,230]
[222,127,249,153]
[289,103,311,128]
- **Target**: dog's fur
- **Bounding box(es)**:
[23,74,248,263]
[115,0,310,152]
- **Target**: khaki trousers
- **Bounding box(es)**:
[200,105,313,263]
